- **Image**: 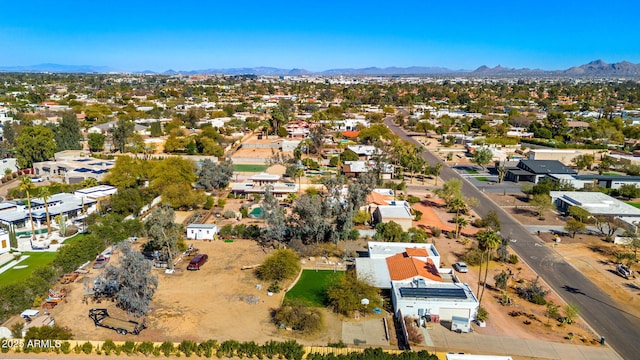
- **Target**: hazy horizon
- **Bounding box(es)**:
[2,0,639,72]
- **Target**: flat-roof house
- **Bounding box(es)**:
[343,160,394,180]
[0,192,97,232]
[356,242,478,328]
[372,205,414,231]
[33,153,115,184]
[550,191,640,232]
[506,160,577,184]
[186,224,218,240]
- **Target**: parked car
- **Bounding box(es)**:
[453,262,468,273]
[616,264,632,279]
[187,254,208,270]
[93,255,110,269]
[30,177,44,183]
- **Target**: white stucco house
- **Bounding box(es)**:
[186,224,218,240]
[356,242,479,328]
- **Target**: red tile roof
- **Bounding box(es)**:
[366,191,393,206]
[342,131,359,138]
[405,248,428,257]
[386,253,442,282]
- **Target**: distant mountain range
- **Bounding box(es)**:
[471,60,640,77]
[1,60,639,77]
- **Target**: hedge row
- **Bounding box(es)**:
[1,338,438,359]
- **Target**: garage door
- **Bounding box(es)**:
[68,177,84,184]
[438,308,470,322]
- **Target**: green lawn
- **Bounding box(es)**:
[233,164,269,172]
[284,270,344,307]
[476,176,489,182]
[625,202,640,209]
[0,252,57,286]
[467,169,479,174]
[62,232,90,246]
[602,173,623,177]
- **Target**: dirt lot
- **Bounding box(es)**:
[50,239,342,344]
[548,234,640,320]
[485,193,566,226]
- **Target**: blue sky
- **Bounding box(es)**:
[1,0,639,72]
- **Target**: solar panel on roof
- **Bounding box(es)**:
[399,287,468,299]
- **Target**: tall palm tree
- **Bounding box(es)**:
[477,230,502,305]
[294,167,304,194]
[39,187,52,236]
[432,163,443,186]
[20,176,36,241]
[453,216,469,239]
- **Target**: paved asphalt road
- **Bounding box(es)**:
[385,117,637,360]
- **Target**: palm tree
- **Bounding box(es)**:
[432,163,443,186]
[477,230,502,304]
[294,167,304,194]
[20,176,36,241]
[39,187,52,236]
[453,216,469,239]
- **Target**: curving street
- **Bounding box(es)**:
[385,117,637,360]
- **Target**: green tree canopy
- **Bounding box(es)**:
[87,133,106,152]
[16,126,57,168]
[195,160,234,191]
[256,249,300,282]
[54,111,83,151]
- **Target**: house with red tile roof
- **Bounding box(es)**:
[356,241,479,328]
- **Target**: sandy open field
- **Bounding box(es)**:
[50,239,341,344]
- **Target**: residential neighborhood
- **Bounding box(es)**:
[0,71,638,360]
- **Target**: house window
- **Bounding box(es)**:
[206,230,209,234]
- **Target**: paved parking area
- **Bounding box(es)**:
[342,318,390,347]
[419,322,622,360]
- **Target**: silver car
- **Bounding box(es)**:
[453,262,469,273]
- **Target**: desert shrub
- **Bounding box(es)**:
[413,210,423,221]
[256,249,300,282]
[494,270,509,290]
[82,342,93,355]
[218,340,240,357]
[178,340,198,357]
[60,342,71,354]
[274,302,324,334]
[203,196,214,210]
[407,195,421,204]
[74,344,82,354]
[223,210,235,219]
[429,226,441,237]
[327,340,347,348]
[404,316,424,344]
[516,277,549,305]
[196,340,217,358]
[476,306,488,321]
[268,281,282,293]
[509,254,519,264]
[122,341,136,355]
[240,207,248,218]
[472,218,486,228]
[137,341,154,356]
[160,341,175,357]
[102,340,116,355]
[462,248,483,266]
